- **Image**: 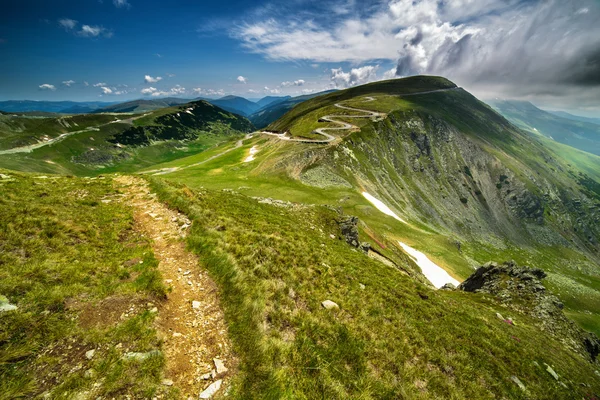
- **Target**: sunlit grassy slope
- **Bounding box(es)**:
[150,177,600,399]
[0,170,171,399]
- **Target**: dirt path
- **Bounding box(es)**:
[115,175,235,398]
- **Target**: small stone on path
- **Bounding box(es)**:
[199,380,222,399]
[321,300,339,310]
[214,358,228,374]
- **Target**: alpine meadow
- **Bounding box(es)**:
[1,1,600,399]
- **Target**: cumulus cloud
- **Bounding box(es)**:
[58,18,77,30]
[142,85,186,97]
[141,87,157,95]
[100,86,113,95]
[62,80,76,87]
[281,79,305,87]
[39,84,56,91]
[237,76,247,84]
[144,75,162,83]
[264,86,281,94]
[233,0,600,111]
[330,66,379,88]
[113,0,131,9]
[93,82,107,87]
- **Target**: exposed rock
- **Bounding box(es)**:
[199,379,222,399]
[213,358,228,374]
[161,379,174,386]
[339,216,360,248]
[192,300,201,309]
[85,349,95,360]
[321,300,339,310]
[459,261,600,362]
[0,295,18,312]
[440,283,456,291]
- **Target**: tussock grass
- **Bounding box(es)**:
[0,170,171,399]
[151,178,600,399]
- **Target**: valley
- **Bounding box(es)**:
[1,76,599,399]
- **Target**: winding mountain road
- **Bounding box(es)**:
[260,87,459,144]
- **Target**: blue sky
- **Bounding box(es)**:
[1,0,599,115]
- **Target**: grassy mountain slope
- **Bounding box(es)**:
[0,170,170,399]
[149,177,600,399]
[0,100,253,175]
[144,76,600,338]
[0,113,117,150]
[489,100,600,156]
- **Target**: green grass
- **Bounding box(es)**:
[0,170,173,399]
[150,177,600,399]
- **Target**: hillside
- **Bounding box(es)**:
[254,95,291,109]
[207,95,260,117]
[549,111,600,126]
[0,100,254,175]
[489,100,600,156]
[94,98,193,114]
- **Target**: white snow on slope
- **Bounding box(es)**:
[362,192,406,223]
[398,242,461,289]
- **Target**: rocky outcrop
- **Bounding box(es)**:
[459,261,600,362]
[338,216,370,253]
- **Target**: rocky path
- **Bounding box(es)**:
[115,175,235,398]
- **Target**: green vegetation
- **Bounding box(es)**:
[0,170,171,399]
[150,178,600,399]
[0,113,117,150]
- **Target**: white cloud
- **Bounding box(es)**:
[39,84,56,91]
[237,76,247,84]
[143,85,187,97]
[302,88,315,94]
[144,75,162,83]
[141,87,157,95]
[100,87,113,95]
[62,80,75,87]
[231,0,600,112]
[58,18,77,30]
[78,25,112,38]
[192,88,225,97]
[113,0,131,9]
[248,89,259,94]
[93,82,107,87]
[383,68,397,80]
[264,86,281,94]
[330,66,379,88]
[281,79,305,87]
[84,81,89,86]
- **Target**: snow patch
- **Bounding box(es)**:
[362,192,406,223]
[244,146,259,162]
[398,242,460,289]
